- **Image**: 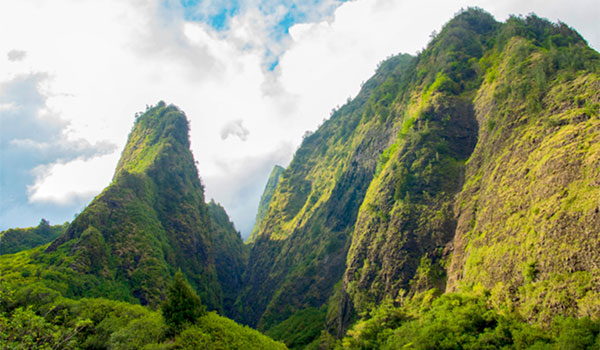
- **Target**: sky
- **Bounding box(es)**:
[0,0,598,238]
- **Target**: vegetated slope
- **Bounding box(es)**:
[207,200,248,315]
[340,9,600,340]
[445,16,600,323]
[242,8,600,348]
[341,8,496,324]
[0,219,67,255]
[237,53,415,333]
[249,165,285,241]
[5,102,246,313]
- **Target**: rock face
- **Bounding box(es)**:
[241,7,600,341]
[46,102,246,313]
[446,32,600,324]
[341,9,494,321]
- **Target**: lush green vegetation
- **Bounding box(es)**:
[319,288,600,350]
[338,7,600,341]
[206,200,248,316]
[0,219,67,255]
[265,306,327,349]
[237,48,417,336]
[445,10,600,325]
[3,7,600,350]
[0,272,286,349]
[344,7,495,319]
[162,271,206,333]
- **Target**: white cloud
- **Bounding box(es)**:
[28,153,120,204]
[221,119,250,141]
[0,0,597,234]
[7,50,27,62]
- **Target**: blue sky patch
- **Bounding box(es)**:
[174,0,346,68]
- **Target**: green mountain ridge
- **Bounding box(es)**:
[0,219,67,255]
[242,8,600,348]
[236,52,407,330]
[249,165,285,242]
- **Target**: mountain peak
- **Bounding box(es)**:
[114,102,191,178]
[249,165,285,242]
[43,103,246,310]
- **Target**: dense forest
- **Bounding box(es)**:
[2,7,600,349]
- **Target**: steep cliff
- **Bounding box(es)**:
[446,17,600,323]
[342,10,493,320]
[40,102,246,312]
[241,8,600,347]
[341,9,600,333]
[249,165,285,242]
[208,200,248,315]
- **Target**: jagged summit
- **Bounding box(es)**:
[114,101,191,177]
[45,102,246,311]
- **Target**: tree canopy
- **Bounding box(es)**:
[162,271,206,332]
